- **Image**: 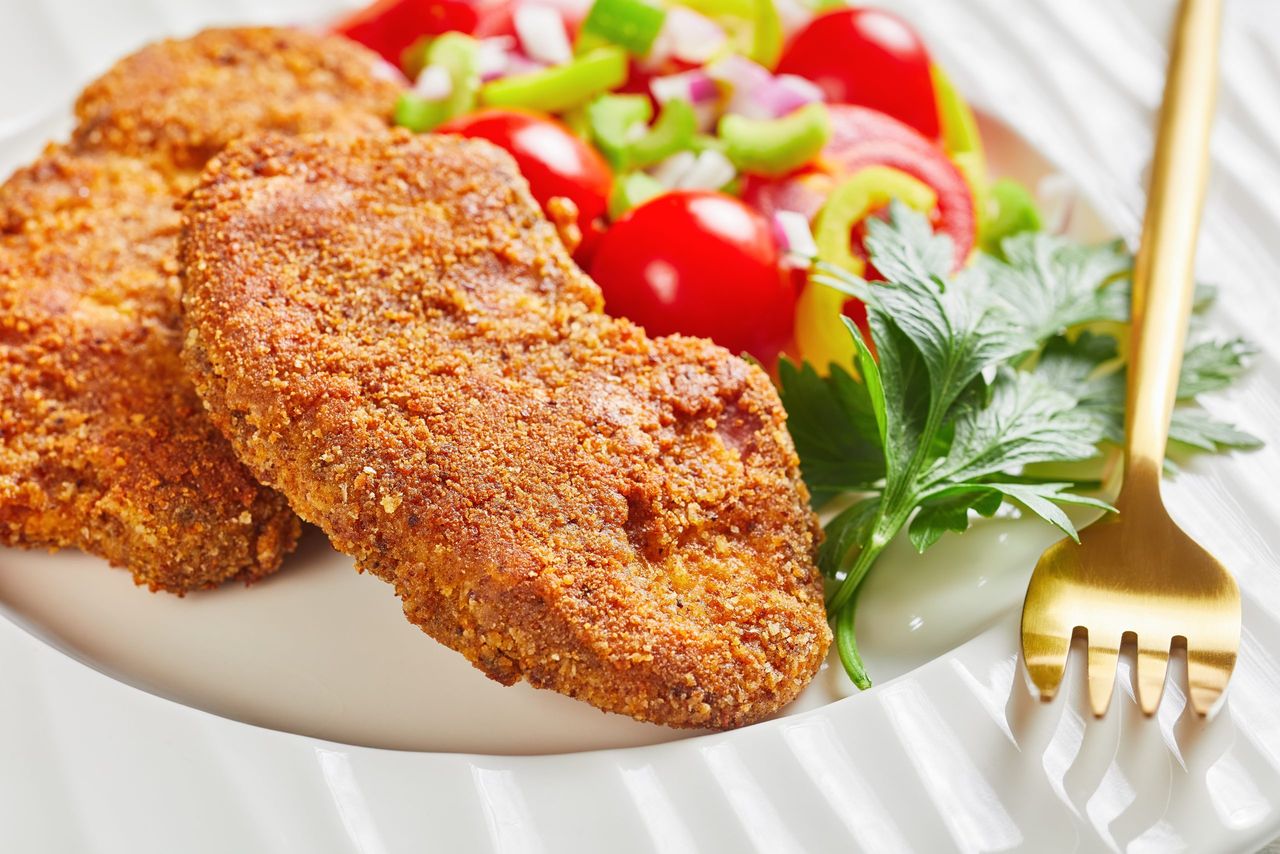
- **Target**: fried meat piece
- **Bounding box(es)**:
[181,131,830,727]
[74,27,401,170]
[0,148,299,590]
[0,27,400,591]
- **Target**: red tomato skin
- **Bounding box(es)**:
[744,105,974,270]
[589,191,795,364]
[438,109,613,265]
[333,0,481,65]
[777,9,940,139]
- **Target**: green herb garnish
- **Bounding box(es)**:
[779,202,1258,688]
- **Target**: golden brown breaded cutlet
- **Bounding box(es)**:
[0,27,401,592]
[181,130,830,728]
[74,27,401,171]
[0,147,299,591]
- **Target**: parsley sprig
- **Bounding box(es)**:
[779,203,1259,689]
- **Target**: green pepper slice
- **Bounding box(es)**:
[481,47,629,113]
[719,103,830,177]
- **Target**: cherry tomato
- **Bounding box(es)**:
[333,0,481,66]
[777,9,940,139]
[438,109,613,264]
[589,191,794,363]
[744,105,974,270]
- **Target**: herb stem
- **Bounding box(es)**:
[834,588,871,690]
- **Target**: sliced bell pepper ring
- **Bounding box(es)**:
[796,166,937,372]
[748,104,976,267]
[719,103,831,177]
[333,0,480,67]
[481,47,629,113]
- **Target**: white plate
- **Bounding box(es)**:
[2,0,1280,851]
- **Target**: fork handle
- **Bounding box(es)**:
[1122,0,1224,497]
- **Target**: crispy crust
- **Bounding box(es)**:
[180,130,830,727]
[0,147,299,591]
[0,27,399,592]
[74,27,401,171]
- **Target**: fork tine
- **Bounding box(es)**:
[1087,631,1121,717]
[1135,639,1171,716]
[1023,629,1071,701]
[1187,644,1235,716]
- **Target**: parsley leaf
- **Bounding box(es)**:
[779,203,1259,689]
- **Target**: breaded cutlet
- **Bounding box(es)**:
[74,26,402,171]
[181,131,830,728]
[0,27,401,592]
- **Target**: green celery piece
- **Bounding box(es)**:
[429,33,482,122]
[580,0,667,56]
[608,172,664,219]
[671,0,781,67]
[629,99,697,167]
[719,103,830,177]
[587,94,652,169]
[395,92,451,133]
[750,0,783,68]
[482,48,629,113]
[980,178,1042,257]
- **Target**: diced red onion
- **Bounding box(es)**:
[505,52,548,77]
[728,73,824,120]
[677,150,736,191]
[773,210,818,269]
[650,70,719,105]
[515,4,572,65]
[478,36,517,81]
[706,54,772,92]
[658,6,728,64]
[413,65,454,101]
[651,151,698,188]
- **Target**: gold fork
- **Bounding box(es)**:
[1020,0,1240,718]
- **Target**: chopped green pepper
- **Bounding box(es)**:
[587,94,653,169]
[394,33,481,133]
[608,172,665,219]
[980,178,1043,256]
[589,96,697,171]
[719,103,830,177]
[429,33,482,121]
[580,0,667,56]
[394,93,451,133]
[481,47,629,113]
[630,99,697,167]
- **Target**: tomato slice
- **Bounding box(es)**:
[777,9,940,139]
[744,104,975,270]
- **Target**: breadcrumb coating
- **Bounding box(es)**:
[0,27,399,591]
[181,130,830,727]
[74,27,401,171]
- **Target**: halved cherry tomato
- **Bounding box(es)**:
[589,191,794,364]
[777,8,939,139]
[438,109,613,264]
[744,105,975,270]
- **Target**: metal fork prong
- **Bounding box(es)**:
[1187,645,1234,716]
[1023,629,1071,701]
[1086,632,1121,717]
[1135,639,1171,716]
